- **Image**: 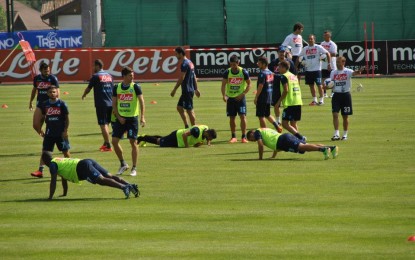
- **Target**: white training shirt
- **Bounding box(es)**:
[282,33,303,56]
[321,40,337,70]
[330,68,354,93]
[299,44,329,71]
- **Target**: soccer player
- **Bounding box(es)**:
[321,30,338,98]
[326,56,363,141]
[30,62,60,177]
[268,46,296,127]
[296,34,331,106]
[221,55,251,143]
[82,59,114,152]
[41,151,139,200]
[247,128,338,160]
[254,56,281,132]
[274,60,306,142]
[137,125,217,148]
[111,66,146,177]
[282,22,305,81]
[32,86,70,178]
[170,46,200,128]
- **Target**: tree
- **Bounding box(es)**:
[0,5,7,32]
[16,0,43,11]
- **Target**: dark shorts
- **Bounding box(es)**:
[226,97,247,117]
[305,71,322,86]
[277,133,305,153]
[332,92,353,115]
[159,131,179,147]
[95,106,112,125]
[111,117,139,139]
[256,102,271,117]
[76,159,110,184]
[177,92,194,110]
[321,69,331,79]
[281,105,302,122]
[43,136,70,152]
[271,78,282,106]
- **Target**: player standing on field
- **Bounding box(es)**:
[30,62,60,178]
[254,56,281,132]
[268,46,296,129]
[326,56,363,141]
[111,66,146,177]
[170,46,200,128]
[320,30,338,98]
[32,86,70,178]
[296,34,331,106]
[82,59,114,152]
[221,55,251,143]
[282,22,305,82]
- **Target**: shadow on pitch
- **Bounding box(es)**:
[2,197,126,203]
[229,158,302,162]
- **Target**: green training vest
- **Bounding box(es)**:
[116,83,139,117]
[280,71,303,108]
[176,125,208,148]
[257,128,280,151]
[51,158,81,183]
[226,67,246,98]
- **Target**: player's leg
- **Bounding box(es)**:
[186,109,196,126]
[111,122,129,174]
[176,106,188,128]
[127,120,139,176]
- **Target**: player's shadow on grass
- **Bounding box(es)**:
[3,197,127,203]
[75,132,101,137]
[230,158,302,161]
[0,152,40,158]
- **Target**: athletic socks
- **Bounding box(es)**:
[139,135,159,144]
[334,130,340,137]
[38,165,44,172]
[231,133,236,138]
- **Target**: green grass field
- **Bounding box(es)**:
[1,77,414,259]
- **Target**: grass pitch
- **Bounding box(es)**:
[0,77,414,259]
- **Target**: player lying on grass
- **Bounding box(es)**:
[41,151,139,200]
[246,128,338,160]
[137,125,217,148]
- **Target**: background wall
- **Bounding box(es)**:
[103,0,415,47]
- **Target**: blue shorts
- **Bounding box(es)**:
[177,92,194,110]
[43,136,70,152]
[271,78,281,106]
[277,133,305,153]
[332,92,353,115]
[281,105,302,122]
[305,71,322,86]
[256,102,271,117]
[111,117,139,139]
[321,69,331,79]
[226,97,247,117]
[95,106,112,125]
[76,159,110,184]
[159,131,179,147]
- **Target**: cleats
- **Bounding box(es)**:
[130,168,137,177]
[317,101,324,106]
[229,138,237,143]
[122,185,130,199]
[331,146,339,159]
[341,136,348,141]
[309,101,317,106]
[137,135,147,147]
[331,135,340,141]
[301,136,307,142]
[30,170,43,178]
[130,184,140,198]
[323,147,331,160]
[100,146,112,152]
[241,138,248,143]
[117,164,129,175]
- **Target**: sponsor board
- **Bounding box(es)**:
[388,40,415,74]
[0,47,182,83]
[0,30,82,50]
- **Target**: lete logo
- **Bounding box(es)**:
[229,77,243,84]
[119,94,133,101]
[46,107,61,115]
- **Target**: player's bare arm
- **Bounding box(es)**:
[257,139,265,160]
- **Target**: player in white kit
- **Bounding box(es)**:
[320,30,338,98]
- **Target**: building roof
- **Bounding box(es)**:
[0,0,51,31]
[41,0,80,20]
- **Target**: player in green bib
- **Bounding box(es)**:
[42,151,139,200]
[247,128,338,160]
[274,60,307,142]
[137,125,217,148]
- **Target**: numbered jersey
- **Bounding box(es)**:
[330,68,354,93]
